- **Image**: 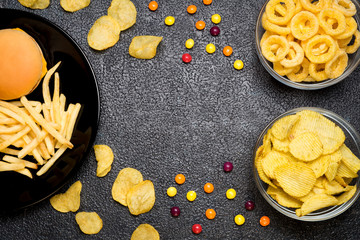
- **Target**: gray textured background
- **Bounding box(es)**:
[1,0,360,239]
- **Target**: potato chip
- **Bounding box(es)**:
[275,162,316,197]
[87,15,121,51]
[340,144,360,173]
[325,150,342,181]
[18,0,50,9]
[271,114,300,141]
[75,212,103,235]
[295,193,338,217]
[268,186,303,208]
[337,162,359,178]
[335,175,349,187]
[60,0,90,12]
[308,155,330,178]
[255,152,277,189]
[127,180,156,215]
[262,150,291,179]
[112,168,143,206]
[131,224,160,240]
[94,144,114,177]
[337,185,357,205]
[129,36,163,59]
[108,0,137,31]
[271,136,290,153]
[289,132,323,161]
[50,181,82,213]
[324,179,348,195]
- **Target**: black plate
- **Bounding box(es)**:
[0,9,100,212]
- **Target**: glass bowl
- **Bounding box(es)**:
[253,107,360,221]
[255,0,360,90]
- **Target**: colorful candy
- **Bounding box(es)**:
[203,183,214,193]
[223,162,233,172]
[206,43,216,53]
[205,209,216,219]
[245,200,255,211]
[223,46,233,57]
[196,20,206,30]
[148,1,158,11]
[203,0,212,5]
[175,174,186,184]
[165,16,175,26]
[260,216,270,226]
[226,188,236,199]
[187,191,197,201]
[233,60,244,70]
[211,14,221,24]
[171,206,181,217]
[192,224,202,234]
[187,5,197,14]
[167,187,177,197]
[210,26,220,36]
[182,53,192,63]
[185,39,195,49]
[234,214,245,225]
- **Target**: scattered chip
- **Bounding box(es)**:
[112,167,143,206]
[127,180,156,215]
[108,0,137,31]
[75,212,103,235]
[18,0,50,9]
[50,181,82,213]
[129,36,163,59]
[87,15,121,51]
[94,144,114,177]
[131,224,160,240]
[60,0,91,12]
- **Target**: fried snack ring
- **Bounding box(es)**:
[294,0,303,14]
[287,58,310,82]
[260,31,275,47]
[338,36,353,48]
[262,13,291,35]
[318,9,346,36]
[261,35,290,62]
[325,50,348,78]
[290,11,319,40]
[309,62,328,81]
[280,41,304,68]
[265,0,296,25]
[332,0,356,17]
[273,62,295,76]
[346,30,360,54]
[300,0,325,13]
[335,17,358,39]
[305,35,337,63]
[312,42,329,56]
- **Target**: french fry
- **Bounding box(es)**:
[3,155,38,169]
[66,103,81,141]
[0,161,25,171]
[20,134,46,164]
[37,145,68,176]
[0,124,25,134]
[0,106,25,125]
[53,72,61,125]
[0,126,31,151]
[0,118,20,125]
[43,61,61,108]
[0,147,20,156]
[15,168,33,179]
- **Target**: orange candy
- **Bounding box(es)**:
[205,209,216,219]
[204,183,214,193]
[148,1,158,11]
[187,5,197,14]
[223,46,233,56]
[175,174,186,184]
[196,21,206,30]
[260,216,270,226]
[203,0,212,5]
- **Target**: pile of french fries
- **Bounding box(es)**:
[0,62,81,178]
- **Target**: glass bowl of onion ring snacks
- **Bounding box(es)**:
[255,0,360,90]
[253,107,360,221]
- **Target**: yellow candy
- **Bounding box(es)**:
[165,16,175,26]
[206,43,216,53]
[211,14,221,24]
[185,39,194,49]
[234,60,244,70]
[187,191,197,201]
[167,187,177,197]
[234,214,245,225]
[226,188,236,199]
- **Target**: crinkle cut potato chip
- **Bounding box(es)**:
[87,15,121,51]
[50,181,82,213]
[129,36,163,59]
[94,144,114,177]
[18,0,50,9]
[112,167,143,206]
[131,224,160,240]
[267,186,303,208]
[261,150,290,179]
[60,0,91,12]
[108,0,137,31]
[75,212,103,235]
[271,114,299,140]
[295,193,338,217]
[127,180,156,215]
[289,132,323,161]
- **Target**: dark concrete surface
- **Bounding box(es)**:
[1,0,360,239]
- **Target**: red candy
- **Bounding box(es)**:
[192,224,202,234]
[182,53,192,63]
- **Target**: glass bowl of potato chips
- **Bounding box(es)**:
[255,0,360,90]
[253,107,360,221]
